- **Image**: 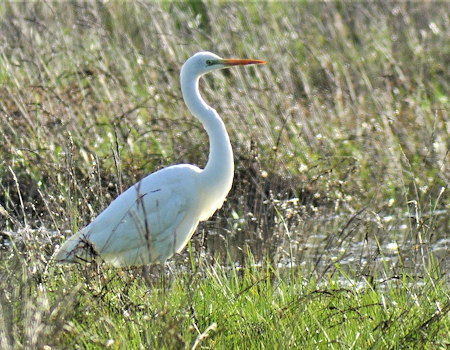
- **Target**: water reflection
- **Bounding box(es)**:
[1,207,448,279]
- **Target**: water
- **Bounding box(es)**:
[1,202,448,278]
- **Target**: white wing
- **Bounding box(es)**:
[54,164,204,266]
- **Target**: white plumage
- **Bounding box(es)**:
[54,52,265,267]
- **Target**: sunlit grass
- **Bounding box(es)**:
[0,1,449,349]
[1,230,449,349]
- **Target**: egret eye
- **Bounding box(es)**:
[54,51,266,268]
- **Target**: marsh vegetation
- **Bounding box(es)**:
[0,2,449,349]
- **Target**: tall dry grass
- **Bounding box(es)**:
[0,1,448,272]
[0,2,449,349]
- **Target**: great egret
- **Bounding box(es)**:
[54,51,266,267]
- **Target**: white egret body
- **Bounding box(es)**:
[54,52,265,267]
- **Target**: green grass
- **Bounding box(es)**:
[1,236,449,349]
[0,1,449,349]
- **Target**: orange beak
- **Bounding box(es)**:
[222,58,266,66]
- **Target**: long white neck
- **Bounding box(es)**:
[180,69,234,201]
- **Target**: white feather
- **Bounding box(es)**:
[54,51,265,267]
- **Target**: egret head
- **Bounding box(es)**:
[181,51,266,77]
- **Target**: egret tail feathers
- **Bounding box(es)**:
[53,231,100,264]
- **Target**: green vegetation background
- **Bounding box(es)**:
[0,2,448,349]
